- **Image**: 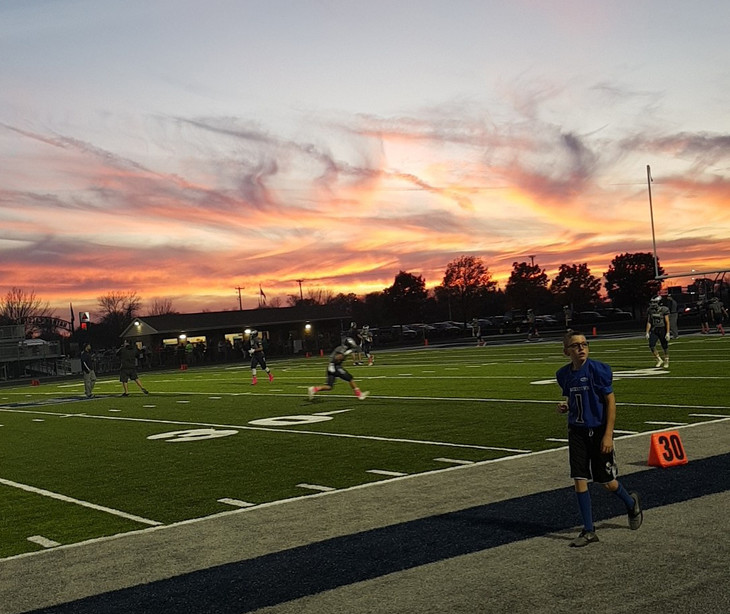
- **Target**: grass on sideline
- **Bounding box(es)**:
[1,333,728,559]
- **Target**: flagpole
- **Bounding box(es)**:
[646,164,660,279]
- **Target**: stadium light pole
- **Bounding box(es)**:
[646,165,660,279]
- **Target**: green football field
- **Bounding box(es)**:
[1,333,728,559]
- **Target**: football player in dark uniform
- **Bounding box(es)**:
[346,321,363,365]
[556,330,643,547]
[359,325,375,366]
[645,296,670,368]
[248,330,273,385]
[308,338,369,400]
[708,297,728,336]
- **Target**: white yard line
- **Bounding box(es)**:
[434,458,474,465]
[0,477,163,526]
[0,407,532,453]
[4,417,730,564]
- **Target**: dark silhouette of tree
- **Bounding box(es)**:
[505,261,551,312]
[361,291,388,327]
[96,291,142,346]
[384,271,427,326]
[0,287,55,337]
[287,288,333,306]
[604,252,664,316]
[146,298,178,316]
[437,255,497,324]
[550,263,602,311]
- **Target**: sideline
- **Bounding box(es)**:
[0,478,162,527]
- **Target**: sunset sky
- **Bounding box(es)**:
[2,0,729,318]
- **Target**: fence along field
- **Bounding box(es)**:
[1,333,728,559]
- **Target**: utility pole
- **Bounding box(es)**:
[528,255,535,267]
[235,286,245,311]
[646,164,660,279]
[296,279,304,301]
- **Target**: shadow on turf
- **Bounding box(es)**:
[28,452,730,614]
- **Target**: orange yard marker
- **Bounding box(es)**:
[648,430,688,467]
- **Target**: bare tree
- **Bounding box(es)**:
[0,287,55,336]
[97,291,142,340]
[146,298,178,316]
[287,288,334,306]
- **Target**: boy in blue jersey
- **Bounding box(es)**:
[556,331,643,547]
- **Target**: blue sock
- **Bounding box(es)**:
[614,482,635,509]
[576,490,594,532]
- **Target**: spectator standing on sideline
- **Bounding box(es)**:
[117,340,149,396]
[80,343,97,398]
[526,309,540,340]
[472,318,485,347]
[248,330,273,385]
[646,296,670,368]
[563,305,573,330]
[308,339,369,401]
[556,330,643,547]
[665,294,679,339]
[708,297,728,336]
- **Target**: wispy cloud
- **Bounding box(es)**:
[1,78,729,314]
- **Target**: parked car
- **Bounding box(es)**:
[391,325,418,339]
[597,308,633,321]
[575,311,607,324]
[468,318,493,330]
[678,303,700,320]
[430,321,462,336]
[488,315,522,334]
[535,314,558,326]
[408,323,436,336]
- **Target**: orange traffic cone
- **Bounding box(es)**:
[648,430,688,467]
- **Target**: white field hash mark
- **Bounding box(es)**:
[0,478,162,526]
[28,535,61,548]
[217,498,256,508]
[434,458,474,465]
[296,483,336,492]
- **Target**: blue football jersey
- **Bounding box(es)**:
[556,358,613,428]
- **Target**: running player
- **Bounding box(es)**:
[308,339,369,400]
[248,330,273,385]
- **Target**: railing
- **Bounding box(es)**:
[0,341,63,361]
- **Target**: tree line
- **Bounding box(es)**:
[1,252,664,345]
